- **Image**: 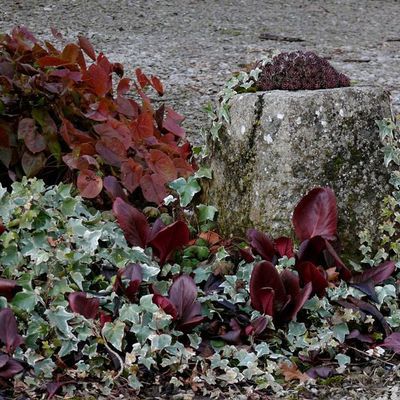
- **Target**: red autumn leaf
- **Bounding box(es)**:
[148,149,177,182]
[36,56,69,67]
[18,118,46,154]
[150,75,164,95]
[140,173,168,204]
[95,137,126,168]
[0,278,21,301]
[84,64,111,97]
[78,35,96,61]
[21,151,46,177]
[103,176,127,201]
[280,361,311,383]
[68,292,100,319]
[61,43,80,63]
[117,77,131,96]
[136,111,154,138]
[292,187,337,242]
[247,229,275,262]
[148,220,190,265]
[135,67,150,88]
[112,197,149,248]
[163,109,186,138]
[120,159,143,193]
[77,169,103,198]
[116,96,139,118]
[0,308,24,354]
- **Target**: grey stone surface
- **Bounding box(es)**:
[1,0,400,146]
[208,86,392,251]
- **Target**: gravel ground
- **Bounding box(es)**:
[1,0,400,144]
[1,1,400,398]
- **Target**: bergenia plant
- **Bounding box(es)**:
[113,197,190,264]
[248,187,352,297]
[152,274,204,332]
[249,261,312,324]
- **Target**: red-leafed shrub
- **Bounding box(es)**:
[0,27,194,206]
[257,51,350,91]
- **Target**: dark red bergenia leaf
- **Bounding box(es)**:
[337,297,391,337]
[323,239,352,281]
[382,332,400,354]
[249,261,287,315]
[68,292,100,319]
[0,278,21,301]
[148,218,166,242]
[292,187,337,242]
[149,220,190,265]
[152,294,178,319]
[84,64,112,97]
[0,308,24,354]
[112,197,149,248]
[239,247,255,263]
[297,261,329,298]
[247,229,275,262]
[135,68,150,88]
[168,275,204,331]
[99,312,112,329]
[0,355,24,379]
[306,366,335,379]
[279,270,312,321]
[245,316,269,336]
[114,263,143,302]
[350,261,395,302]
[274,237,295,258]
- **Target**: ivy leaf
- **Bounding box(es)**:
[45,306,74,337]
[102,321,125,351]
[12,290,38,312]
[169,177,201,207]
[196,204,218,223]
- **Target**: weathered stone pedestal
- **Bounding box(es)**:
[207,86,392,251]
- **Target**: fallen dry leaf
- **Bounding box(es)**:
[279,361,311,383]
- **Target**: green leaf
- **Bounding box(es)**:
[196,204,218,223]
[332,323,349,343]
[102,320,126,351]
[169,176,201,207]
[150,334,172,351]
[12,290,39,312]
[194,167,213,180]
[45,306,74,337]
[335,353,351,367]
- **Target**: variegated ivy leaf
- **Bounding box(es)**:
[45,306,74,337]
[150,334,172,351]
[332,323,349,343]
[102,320,126,351]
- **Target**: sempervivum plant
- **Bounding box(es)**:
[257,51,350,91]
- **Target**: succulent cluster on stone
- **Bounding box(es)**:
[257,51,350,91]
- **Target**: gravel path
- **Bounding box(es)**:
[1,1,400,398]
[1,0,400,144]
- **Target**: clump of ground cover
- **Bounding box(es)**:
[256,51,350,91]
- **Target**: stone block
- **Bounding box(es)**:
[207,86,392,252]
